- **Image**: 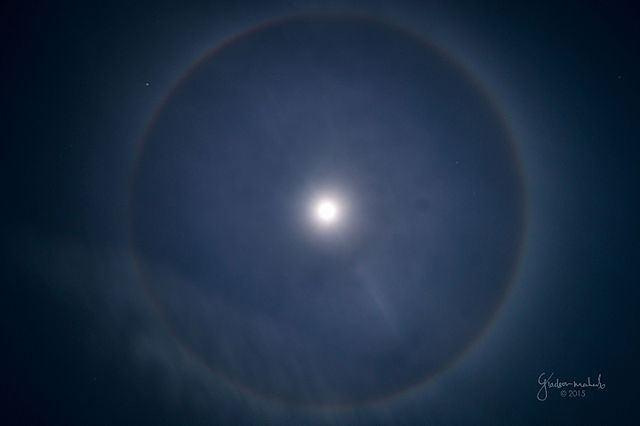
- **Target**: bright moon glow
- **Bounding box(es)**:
[315,199,339,224]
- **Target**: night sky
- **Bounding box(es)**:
[3,1,639,425]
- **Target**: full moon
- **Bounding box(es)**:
[315,198,339,224]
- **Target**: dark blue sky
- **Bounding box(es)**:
[3,1,639,425]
